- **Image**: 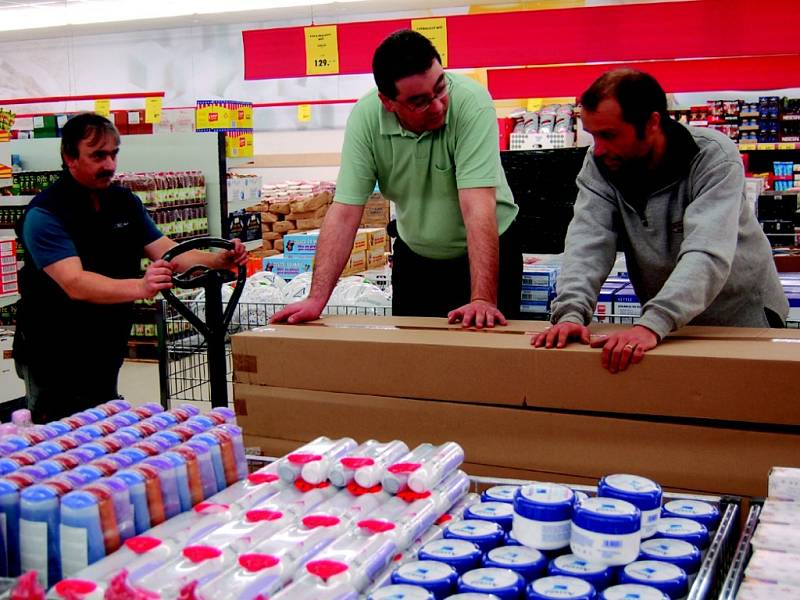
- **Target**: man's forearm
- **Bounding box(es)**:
[460,188,500,304]
[64,271,145,304]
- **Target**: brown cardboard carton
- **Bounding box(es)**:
[232,319,529,406]
[235,384,800,497]
[269,202,291,215]
[231,316,800,425]
[273,220,296,234]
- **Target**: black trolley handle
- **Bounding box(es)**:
[160,237,247,338]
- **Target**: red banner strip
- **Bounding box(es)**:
[486,55,800,99]
[243,0,800,81]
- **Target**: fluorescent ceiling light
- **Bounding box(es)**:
[0,0,366,32]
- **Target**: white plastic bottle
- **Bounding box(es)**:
[206,463,284,509]
[276,437,334,483]
[70,535,180,585]
[301,438,359,485]
[193,553,283,600]
[344,440,410,489]
[597,474,662,539]
[382,444,435,494]
[328,440,381,487]
[133,545,237,595]
[570,497,642,566]
[407,442,464,494]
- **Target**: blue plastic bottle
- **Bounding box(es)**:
[182,441,219,499]
[142,456,181,519]
[106,431,139,449]
[115,469,151,535]
[193,433,228,492]
[33,460,66,479]
[19,473,87,587]
[0,470,46,576]
[46,422,72,437]
[77,443,108,461]
[161,451,192,512]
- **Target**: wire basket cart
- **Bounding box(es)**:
[156,300,392,408]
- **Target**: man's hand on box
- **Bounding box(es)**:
[270,298,326,325]
[140,259,174,299]
[531,321,590,349]
[589,324,659,374]
[447,300,507,329]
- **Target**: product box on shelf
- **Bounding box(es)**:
[262,253,314,279]
[342,249,367,276]
[232,316,800,496]
[366,246,387,270]
[613,285,642,317]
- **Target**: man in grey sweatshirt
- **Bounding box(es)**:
[533,69,788,373]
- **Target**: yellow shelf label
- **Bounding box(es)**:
[94,99,111,118]
[411,18,448,68]
[758,143,777,150]
[145,97,162,124]
[297,104,312,122]
[738,143,757,151]
[778,143,796,150]
[305,25,340,75]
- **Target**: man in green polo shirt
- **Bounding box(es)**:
[272,29,520,328]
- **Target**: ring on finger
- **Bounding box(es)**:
[624,343,637,350]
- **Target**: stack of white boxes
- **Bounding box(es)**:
[0,237,18,296]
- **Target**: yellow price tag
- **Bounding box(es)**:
[738,143,756,151]
[305,25,340,75]
[411,18,448,68]
[94,99,110,118]
[758,143,776,151]
[526,98,544,112]
[778,143,796,150]
[297,104,312,122]
[145,97,162,124]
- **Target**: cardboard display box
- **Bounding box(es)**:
[235,385,799,497]
[232,317,800,426]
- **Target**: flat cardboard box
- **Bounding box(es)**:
[233,318,530,406]
[231,316,800,425]
[234,384,800,497]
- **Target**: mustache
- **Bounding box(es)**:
[97,171,115,179]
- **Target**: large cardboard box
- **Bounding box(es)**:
[232,317,800,426]
[235,385,800,497]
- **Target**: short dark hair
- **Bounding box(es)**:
[580,69,669,137]
[372,29,441,99]
[60,112,120,168]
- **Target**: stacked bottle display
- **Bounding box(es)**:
[51,439,469,599]
[0,400,244,591]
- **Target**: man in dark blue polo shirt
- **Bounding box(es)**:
[14,113,247,421]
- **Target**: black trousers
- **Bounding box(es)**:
[391,219,522,319]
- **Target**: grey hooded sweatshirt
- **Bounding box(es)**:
[551,119,788,340]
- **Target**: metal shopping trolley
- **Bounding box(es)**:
[156,246,392,408]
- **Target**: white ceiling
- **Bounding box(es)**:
[0,0,521,40]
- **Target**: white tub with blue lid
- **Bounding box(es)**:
[512,483,575,550]
[417,539,482,574]
[618,560,688,600]
[447,594,501,600]
[457,567,526,600]
[465,502,515,532]
[638,538,701,585]
[597,475,662,539]
[504,531,523,546]
[368,584,434,600]
[653,518,710,551]
[547,554,614,591]
[526,575,597,600]
[570,497,641,565]
[444,520,506,553]
[482,485,519,505]
[391,560,458,599]
[600,584,669,600]
[483,546,547,581]
[660,500,720,531]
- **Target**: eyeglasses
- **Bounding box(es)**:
[397,80,450,113]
